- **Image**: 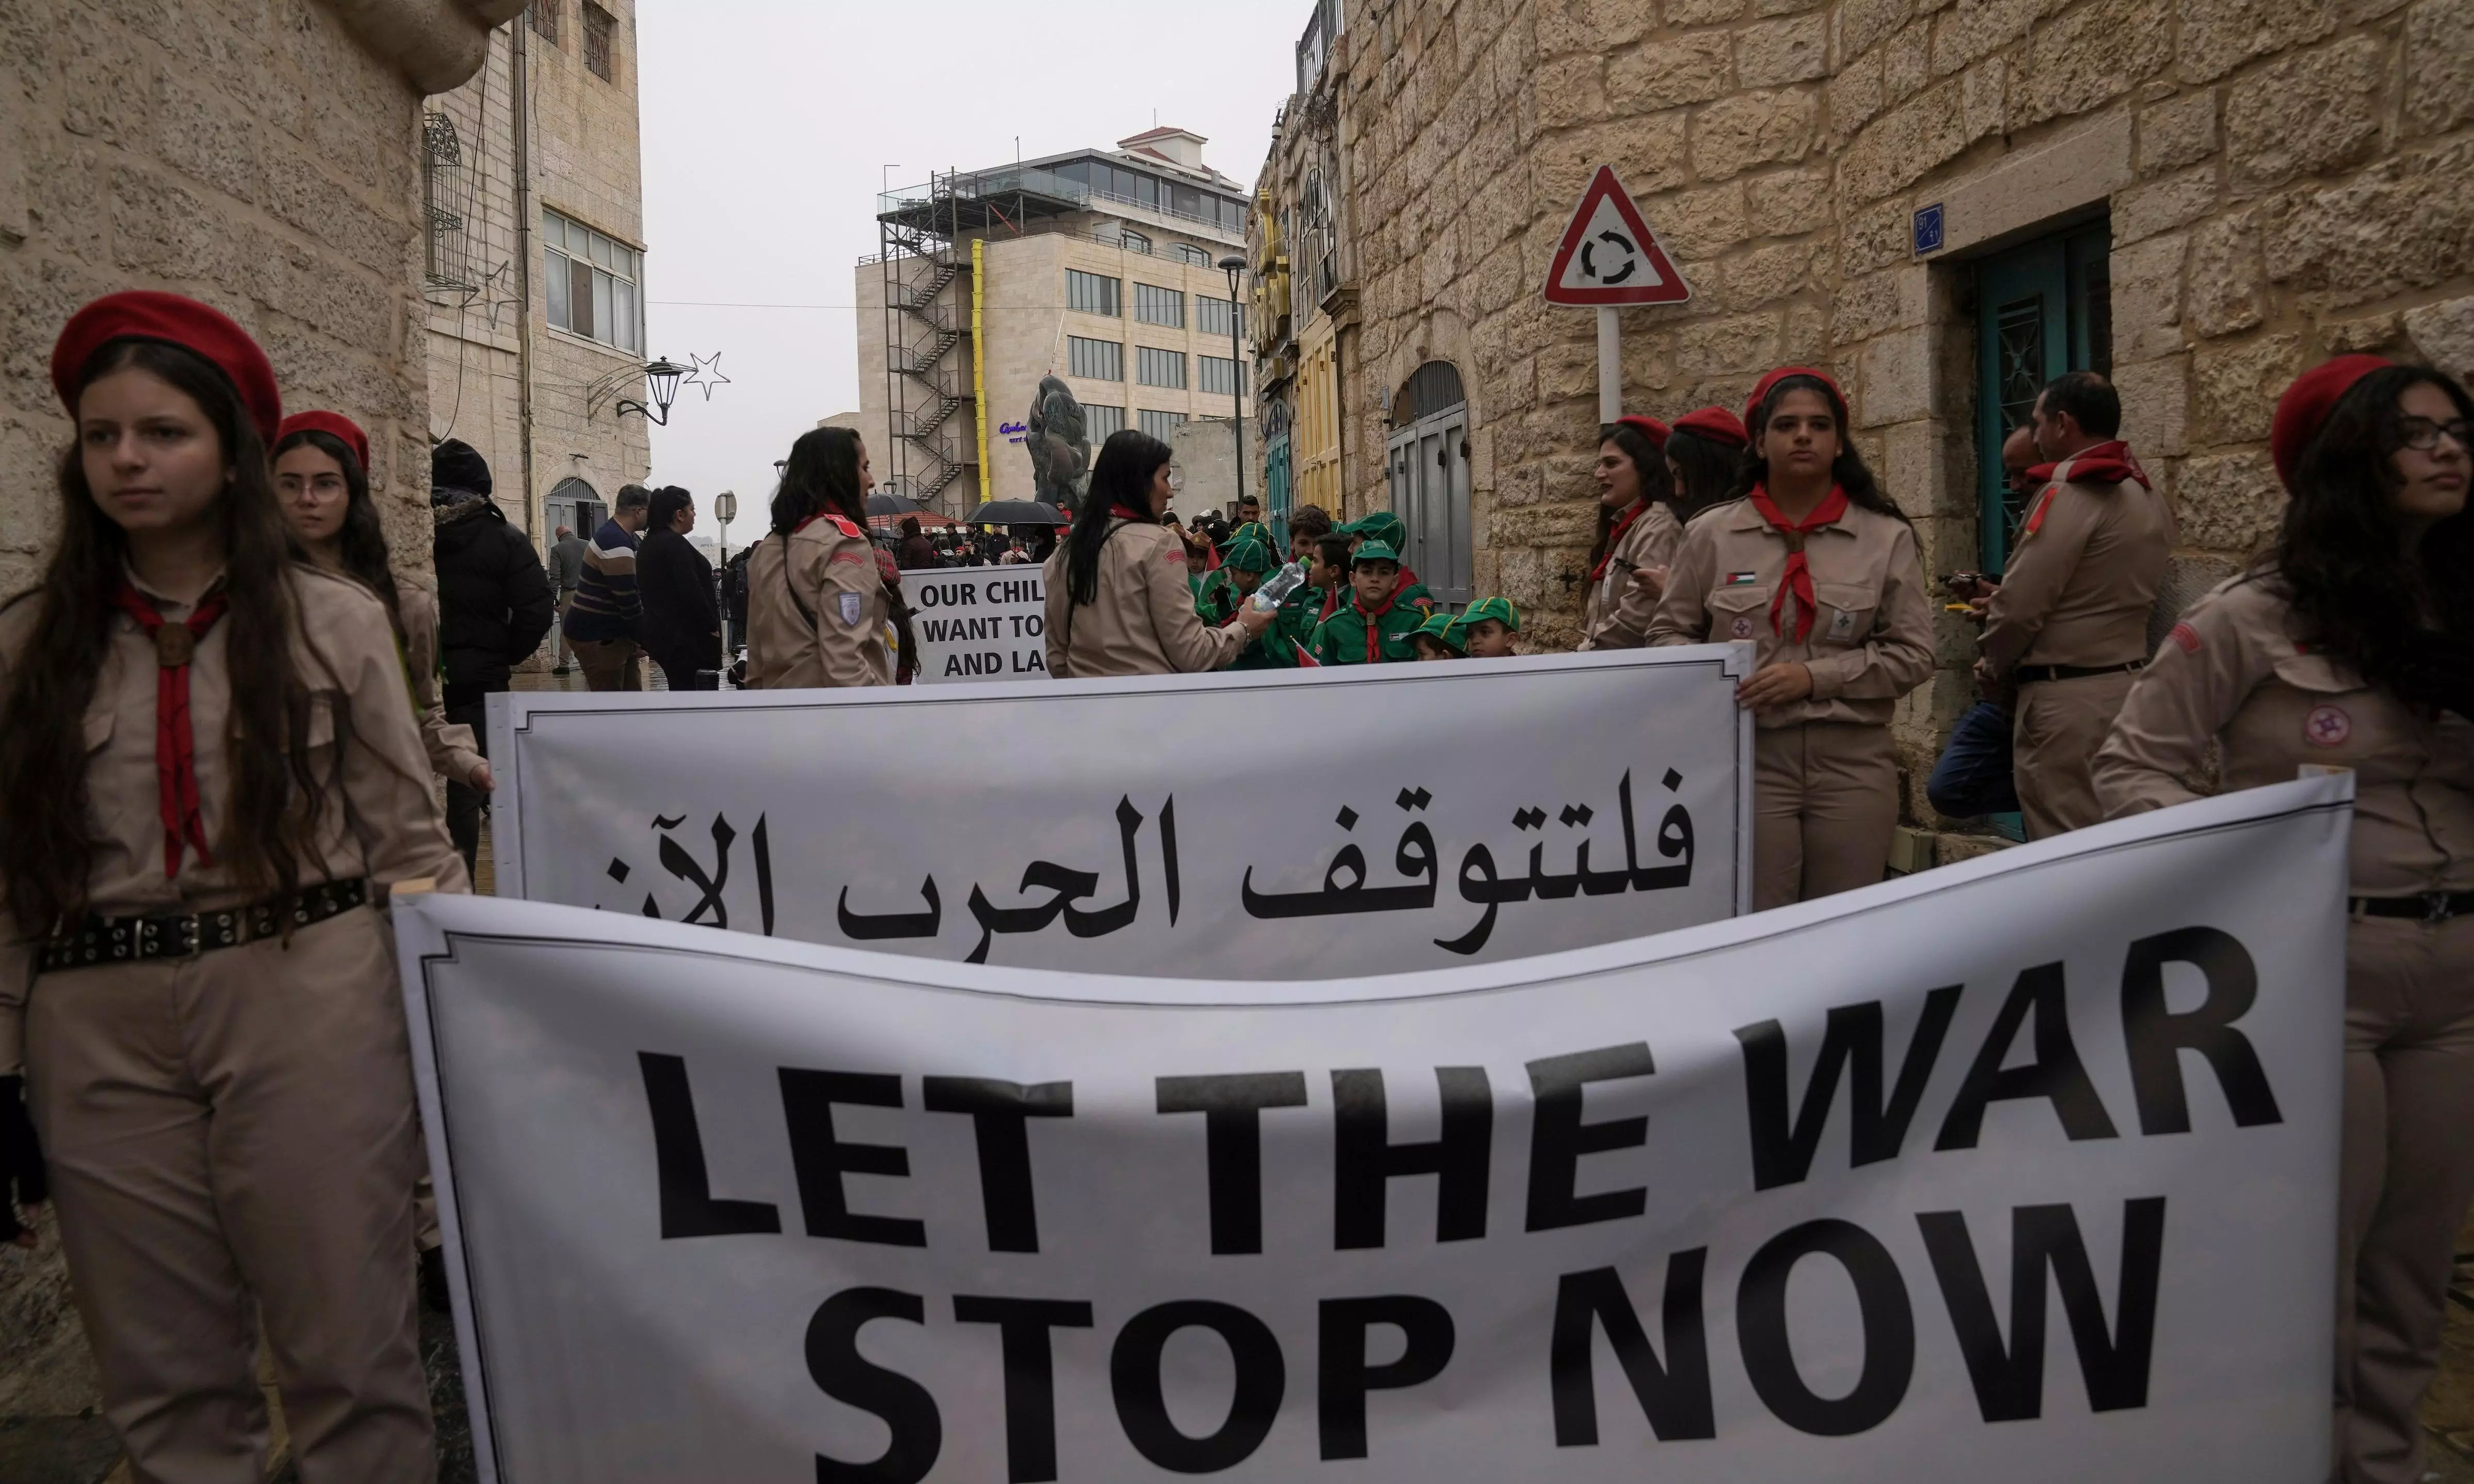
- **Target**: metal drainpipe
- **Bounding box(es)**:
[511,18,538,542]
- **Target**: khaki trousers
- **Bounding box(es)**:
[27,907,434,1484]
[2013,669,2139,841]
[2335,911,2474,1484]
[1752,721,1900,911]
[555,591,576,666]
[572,635,641,692]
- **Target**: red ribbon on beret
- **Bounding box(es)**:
[2272,355,2392,489]
[1747,482,1850,644]
[53,292,282,448]
[110,581,230,878]
[1672,405,1748,449]
[275,411,370,473]
[1743,366,1845,435]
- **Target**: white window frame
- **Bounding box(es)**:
[544,208,643,353]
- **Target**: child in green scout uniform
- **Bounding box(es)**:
[1409,610,1467,661]
[1458,597,1522,658]
[1342,512,1436,614]
[1311,541,1427,665]
[1199,537,1286,668]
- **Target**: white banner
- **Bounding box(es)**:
[403,775,2352,1484]
[903,566,1050,684]
[488,648,1755,977]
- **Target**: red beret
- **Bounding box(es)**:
[1671,405,1748,449]
[2271,355,2391,490]
[275,411,370,474]
[1615,414,1671,450]
[52,291,282,448]
[1744,366,1845,433]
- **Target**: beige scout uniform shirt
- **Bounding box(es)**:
[2095,577,2474,898]
[0,564,473,1068]
[1648,498,1936,728]
[393,574,485,788]
[1580,501,1684,651]
[745,514,894,690]
[1044,517,1247,680]
[1979,456,2176,676]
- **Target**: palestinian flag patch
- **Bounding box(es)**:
[1722,571,1760,587]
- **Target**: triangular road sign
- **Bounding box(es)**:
[1544,166,1691,307]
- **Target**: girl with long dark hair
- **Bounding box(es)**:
[1579,415,1679,650]
[2097,357,2473,1484]
[1045,430,1272,678]
[745,426,893,689]
[1649,367,1933,909]
[1665,405,1748,521]
[0,293,459,1478]
[274,411,491,790]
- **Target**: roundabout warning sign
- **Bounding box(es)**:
[1544,166,1691,307]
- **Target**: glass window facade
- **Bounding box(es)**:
[1196,295,1244,339]
[1066,270,1120,317]
[1068,336,1124,382]
[1140,410,1188,441]
[1132,284,1185,329]
[1199,356,1243,397]
[1136,347,1186,389]
[1084,404,1127,441]
[545,208,641,353]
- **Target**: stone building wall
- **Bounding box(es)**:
[1333,0,2474,841]
[0,0,504,1459]
[425,0,649,549]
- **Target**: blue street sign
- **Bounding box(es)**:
[1913,203,1945,256]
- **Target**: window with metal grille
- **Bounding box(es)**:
[582,1,614,80]
[1066,270,1119,317]
[1196,295,1244,339]
[1084,404,1127,441]
[1139,410,1187,441]
[1199,356,1243,398]
[1067,336,1123,382]
[422,113,474,290]
[544,208,643,353]
[1136,348,1186,389]
[529,0,560,43]
[1132,284,1184,329]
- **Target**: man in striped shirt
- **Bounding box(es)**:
[564,484,653,691]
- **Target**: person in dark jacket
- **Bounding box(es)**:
[430,438,554,873]
[895,516,940,571]
[639,485,721,691]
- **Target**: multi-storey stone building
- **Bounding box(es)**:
[422,0,651,547]
[1291,0,2473,859]
[854,129,1256,517]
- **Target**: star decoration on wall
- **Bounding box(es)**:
[679,351,732,402]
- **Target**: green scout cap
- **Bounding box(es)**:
[1346,511,1407,548]
[1413,611,1466,652]
[1223,536,1275,573]
[1350,540,1402,567]
[1461,596,1522,632]
[1227,521,1272,549]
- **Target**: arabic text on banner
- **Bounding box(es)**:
[402,774,2352,1484]
[487,649,1755,977]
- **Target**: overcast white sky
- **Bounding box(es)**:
[637,1,1301,525]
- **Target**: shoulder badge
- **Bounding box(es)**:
[838,591,865,626]
[827,514,865,540]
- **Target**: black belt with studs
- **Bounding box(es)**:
[39,877,371,973]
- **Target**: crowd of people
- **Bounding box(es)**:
[0,286,2463,1483]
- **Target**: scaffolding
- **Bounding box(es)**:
[876,169,1084,514]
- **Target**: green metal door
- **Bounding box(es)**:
[1975,223,2112,570]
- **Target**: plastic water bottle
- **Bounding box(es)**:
[1249,561,1307,614]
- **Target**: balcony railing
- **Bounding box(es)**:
[878,166,1245,240]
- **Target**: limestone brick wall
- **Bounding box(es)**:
[1336,0,2474,832]
[0,0,443,596]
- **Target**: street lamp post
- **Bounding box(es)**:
[1217,255,1248,520]
[614,358,687,426]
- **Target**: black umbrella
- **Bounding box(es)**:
[866,492,927,517]
[966,499,1070,527]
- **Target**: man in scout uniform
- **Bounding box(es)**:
[1311,540,1426,665]
[1972,371,2174,839]
[1409,611,1467,661]
[1457,596,1523,659]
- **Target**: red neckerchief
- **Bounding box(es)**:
[1746,483,1849,643]
[1353,589,1399,664]
[1590,501,1647,582]
[2022,441,2151,536]
[1109,504,1149,522]
[110,580,230,877]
